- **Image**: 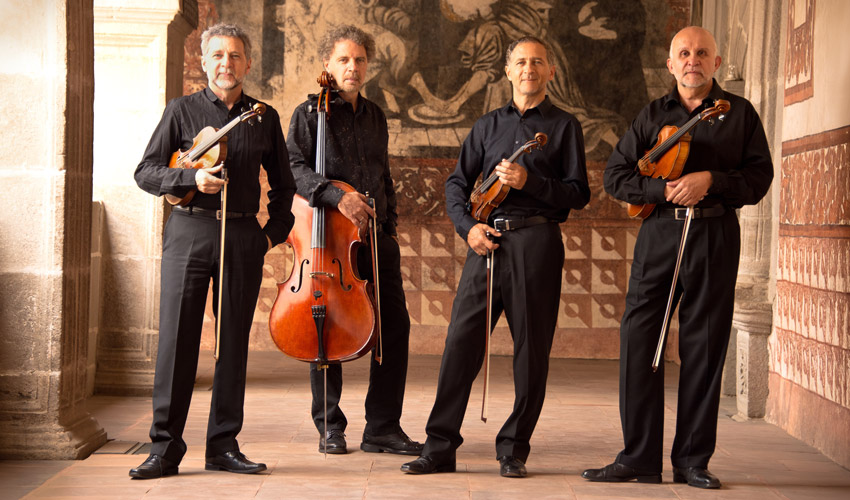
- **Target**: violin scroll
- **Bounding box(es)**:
[533,132,547,148]
[699,99,729,122]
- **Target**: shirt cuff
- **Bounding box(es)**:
[707,171,726,194]
[649,177,668,203]
[316,183,345,208]
[521,172,544,195]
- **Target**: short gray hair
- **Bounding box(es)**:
[318,25,376,61]
[505,36,553,66]
[201,23,252,61]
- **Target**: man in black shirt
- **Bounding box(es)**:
[401,36,589,478]
[131,23,295,479]
[582,26,773,489]
[286,24,422,457]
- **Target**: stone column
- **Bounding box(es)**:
[703,0,781,415]
[731,0,783,419]
[703,0,740,398]
[0,1,107,459]
[91,0,197,395]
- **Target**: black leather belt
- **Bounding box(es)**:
[172,206,256,220]
[656,206,725,220]
[491,215,556,232]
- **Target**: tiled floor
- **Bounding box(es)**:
[3,352,849,499]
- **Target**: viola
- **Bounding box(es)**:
[165,103,265,206]
[627,99,730,218]
[468,132,547,222]
[268,72,379,366]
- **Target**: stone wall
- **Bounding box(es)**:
[767,0,850,469]
[91,0,198,395]
[0,0,106,459]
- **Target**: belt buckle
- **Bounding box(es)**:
[674,208,690,220]
[216,209,222,220]
[493,218,510,231]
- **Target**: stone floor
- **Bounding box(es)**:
[2,352,849,499]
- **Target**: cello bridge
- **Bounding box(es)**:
[310,271,335,278]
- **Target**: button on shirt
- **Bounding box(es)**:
[287,93,398,236]
[134,88,296,245]
[604,79,773,210]
[445,96,590,241]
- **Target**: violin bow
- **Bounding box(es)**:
[366,194,383,365]
[651,206,694,371]
[210,103,265,360]
[214,165,228,360]
[481,244,495,422]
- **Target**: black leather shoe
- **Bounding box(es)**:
[319,429,347,454]
[361,430,424,455]
[205,451,267,474]
[581,462,661,483]
[129,454,178,479]
[400,455,456,474]
[673,466,721,488]
[498,456,527,478]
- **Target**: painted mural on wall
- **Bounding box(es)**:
[194,0,684,159]
[188,0,690,355]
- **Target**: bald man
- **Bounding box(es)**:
[581,26,773,489]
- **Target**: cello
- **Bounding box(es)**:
[268,73,380,448]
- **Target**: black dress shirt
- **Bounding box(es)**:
[445,96,590,241]
[135,87,296,246]
[287,93,398,236]
[604,79,773,209]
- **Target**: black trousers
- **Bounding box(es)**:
[616,210,740,473]
[422,222,564,462]
[309,232,412,437]
[149,211,267,463]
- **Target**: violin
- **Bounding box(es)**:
[164,103,266,206]
[627,99,730,218]
[468,132,547,222]
[268,72,379,366]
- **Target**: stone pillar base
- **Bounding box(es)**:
[733,307,772,419]
[0,413,106,460]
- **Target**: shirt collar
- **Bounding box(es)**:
[504,95,553,117]
[319,91,367,116]
[663,78,725,111]
[203,86,250,109]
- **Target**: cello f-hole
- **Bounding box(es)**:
[291,259,310,293]
[332,258,352,290]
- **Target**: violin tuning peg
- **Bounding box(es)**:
[718,114,726,121]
